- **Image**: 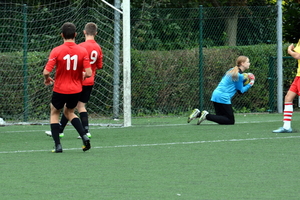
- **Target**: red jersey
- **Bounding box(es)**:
[45,42,91,94]
[79,40,103,86]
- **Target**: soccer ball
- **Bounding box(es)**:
[243,73,250,86]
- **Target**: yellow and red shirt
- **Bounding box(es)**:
[293,40,300,76]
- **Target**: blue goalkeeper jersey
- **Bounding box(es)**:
[211,69,251,104]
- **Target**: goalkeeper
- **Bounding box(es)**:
[188,56,255,125]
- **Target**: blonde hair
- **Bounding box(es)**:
[226,56,248,81]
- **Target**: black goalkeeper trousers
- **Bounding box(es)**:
[206,102,235,125]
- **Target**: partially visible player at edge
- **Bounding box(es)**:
[273,41,300,133]
[45,22,103,139]
[187,56,255,125]
[43,22,92,153]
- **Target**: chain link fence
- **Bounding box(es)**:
[0,3,292,123]
[131,5,283,116]
[0,1,121,122]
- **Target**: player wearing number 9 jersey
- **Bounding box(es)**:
[74,22,103,138]
[79,35,103,86]
[43,22,92,153]
[76,22,103,138]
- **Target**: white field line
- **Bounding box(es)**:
[1,135,299,154]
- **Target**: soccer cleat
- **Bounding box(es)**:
[187,109,200,123]
[272,127,292,133]
[197,110,209,125]
[45,131,64,138]
[52,144,63,153]
[77,132,91,139]
[45,131,52,137]
[82,135,91,152]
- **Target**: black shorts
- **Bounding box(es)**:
[79,85,93,103]
[51,92,81,110]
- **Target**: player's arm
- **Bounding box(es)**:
[43,50,56,85]
[82,48,93,79]
[288,44,300,60]
[96,47,103,69]
[83,53,92,78]
[235,74,251,94]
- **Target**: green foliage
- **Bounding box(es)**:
[0,51,50,120]
[0,44,295,119]
[131,6,277,51]
[131,44,292,116]
[283,2,300,43]
[131,8,200,50]
[131,48,199,116]
[131,0,276,8]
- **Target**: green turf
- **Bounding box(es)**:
[1,113,300,199]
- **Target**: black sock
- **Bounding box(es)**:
[80,112,89,133]
[59,114,68,133]
[71,118,85,138]
[51,123,60,145]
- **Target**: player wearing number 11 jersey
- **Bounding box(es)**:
[43,22,92,153]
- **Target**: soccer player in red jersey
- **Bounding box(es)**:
[45,22,103,139]
[76,22,103,138]
[43,22,92,153]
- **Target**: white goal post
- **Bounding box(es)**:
[122,0,132,127]
[101,0,131,127]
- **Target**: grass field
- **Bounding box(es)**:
[1,112,300,200]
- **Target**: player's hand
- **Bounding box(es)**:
[83,72,86,81]
[44,77,54,85]
[247,73,255,86]
[288,43,295,51]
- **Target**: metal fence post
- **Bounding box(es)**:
[268,56,276,112]
[23,4,28,122]
[199,5,204,111]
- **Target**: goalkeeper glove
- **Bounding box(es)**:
[248,73,255,86]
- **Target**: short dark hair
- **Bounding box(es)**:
[61,22,76,39]
[84,22,97,36]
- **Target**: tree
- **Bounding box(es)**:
[200,0,276,46]
[283,1,300,43]
[131,0,275,8]
[209,1,247,46]
[131,0,276,46]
